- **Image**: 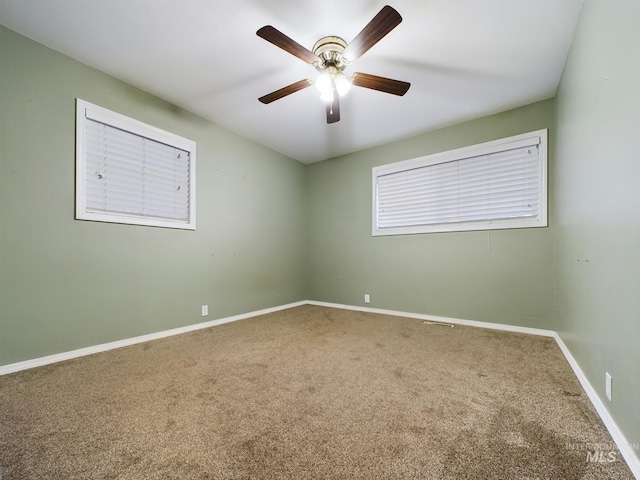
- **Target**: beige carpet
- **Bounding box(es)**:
[0,305,634,479]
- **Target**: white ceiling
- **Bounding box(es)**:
[0,0,583,163]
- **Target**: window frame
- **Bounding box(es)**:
[372,129,548,236]
[75,99,196,230]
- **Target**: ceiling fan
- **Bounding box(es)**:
[257,5,410,124]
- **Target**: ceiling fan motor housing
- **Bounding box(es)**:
[312,36,349,71]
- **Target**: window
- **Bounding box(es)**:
[76,99,196,230]
[372,129,547,236]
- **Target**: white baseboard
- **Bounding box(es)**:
[307,300,557,337]
[553,333,640,479]
[1,299,637,478]
[0,301,306,376]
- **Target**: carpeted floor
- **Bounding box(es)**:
[0,305,634,479]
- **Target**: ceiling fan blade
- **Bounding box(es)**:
[257,26,320,64]
[326,95,340,124]
[259,79,313,104]
[351,72,410,96]
[343,5,402,62]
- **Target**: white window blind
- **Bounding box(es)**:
[76,99,196,229]
[373,130,547,235]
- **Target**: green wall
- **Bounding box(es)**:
[0,26,307,366]
[307,100,556,329]
[554,0,640,446]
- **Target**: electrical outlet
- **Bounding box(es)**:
[364,294,370,304]
[201,305,208,316]
[605,372,612,401]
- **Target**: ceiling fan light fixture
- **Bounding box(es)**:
[315,70,351,102]
[315,71,333,97]
[334,73,352,96]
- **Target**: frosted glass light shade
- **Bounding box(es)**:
[334,73,351,96]
[315,72,333,96]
